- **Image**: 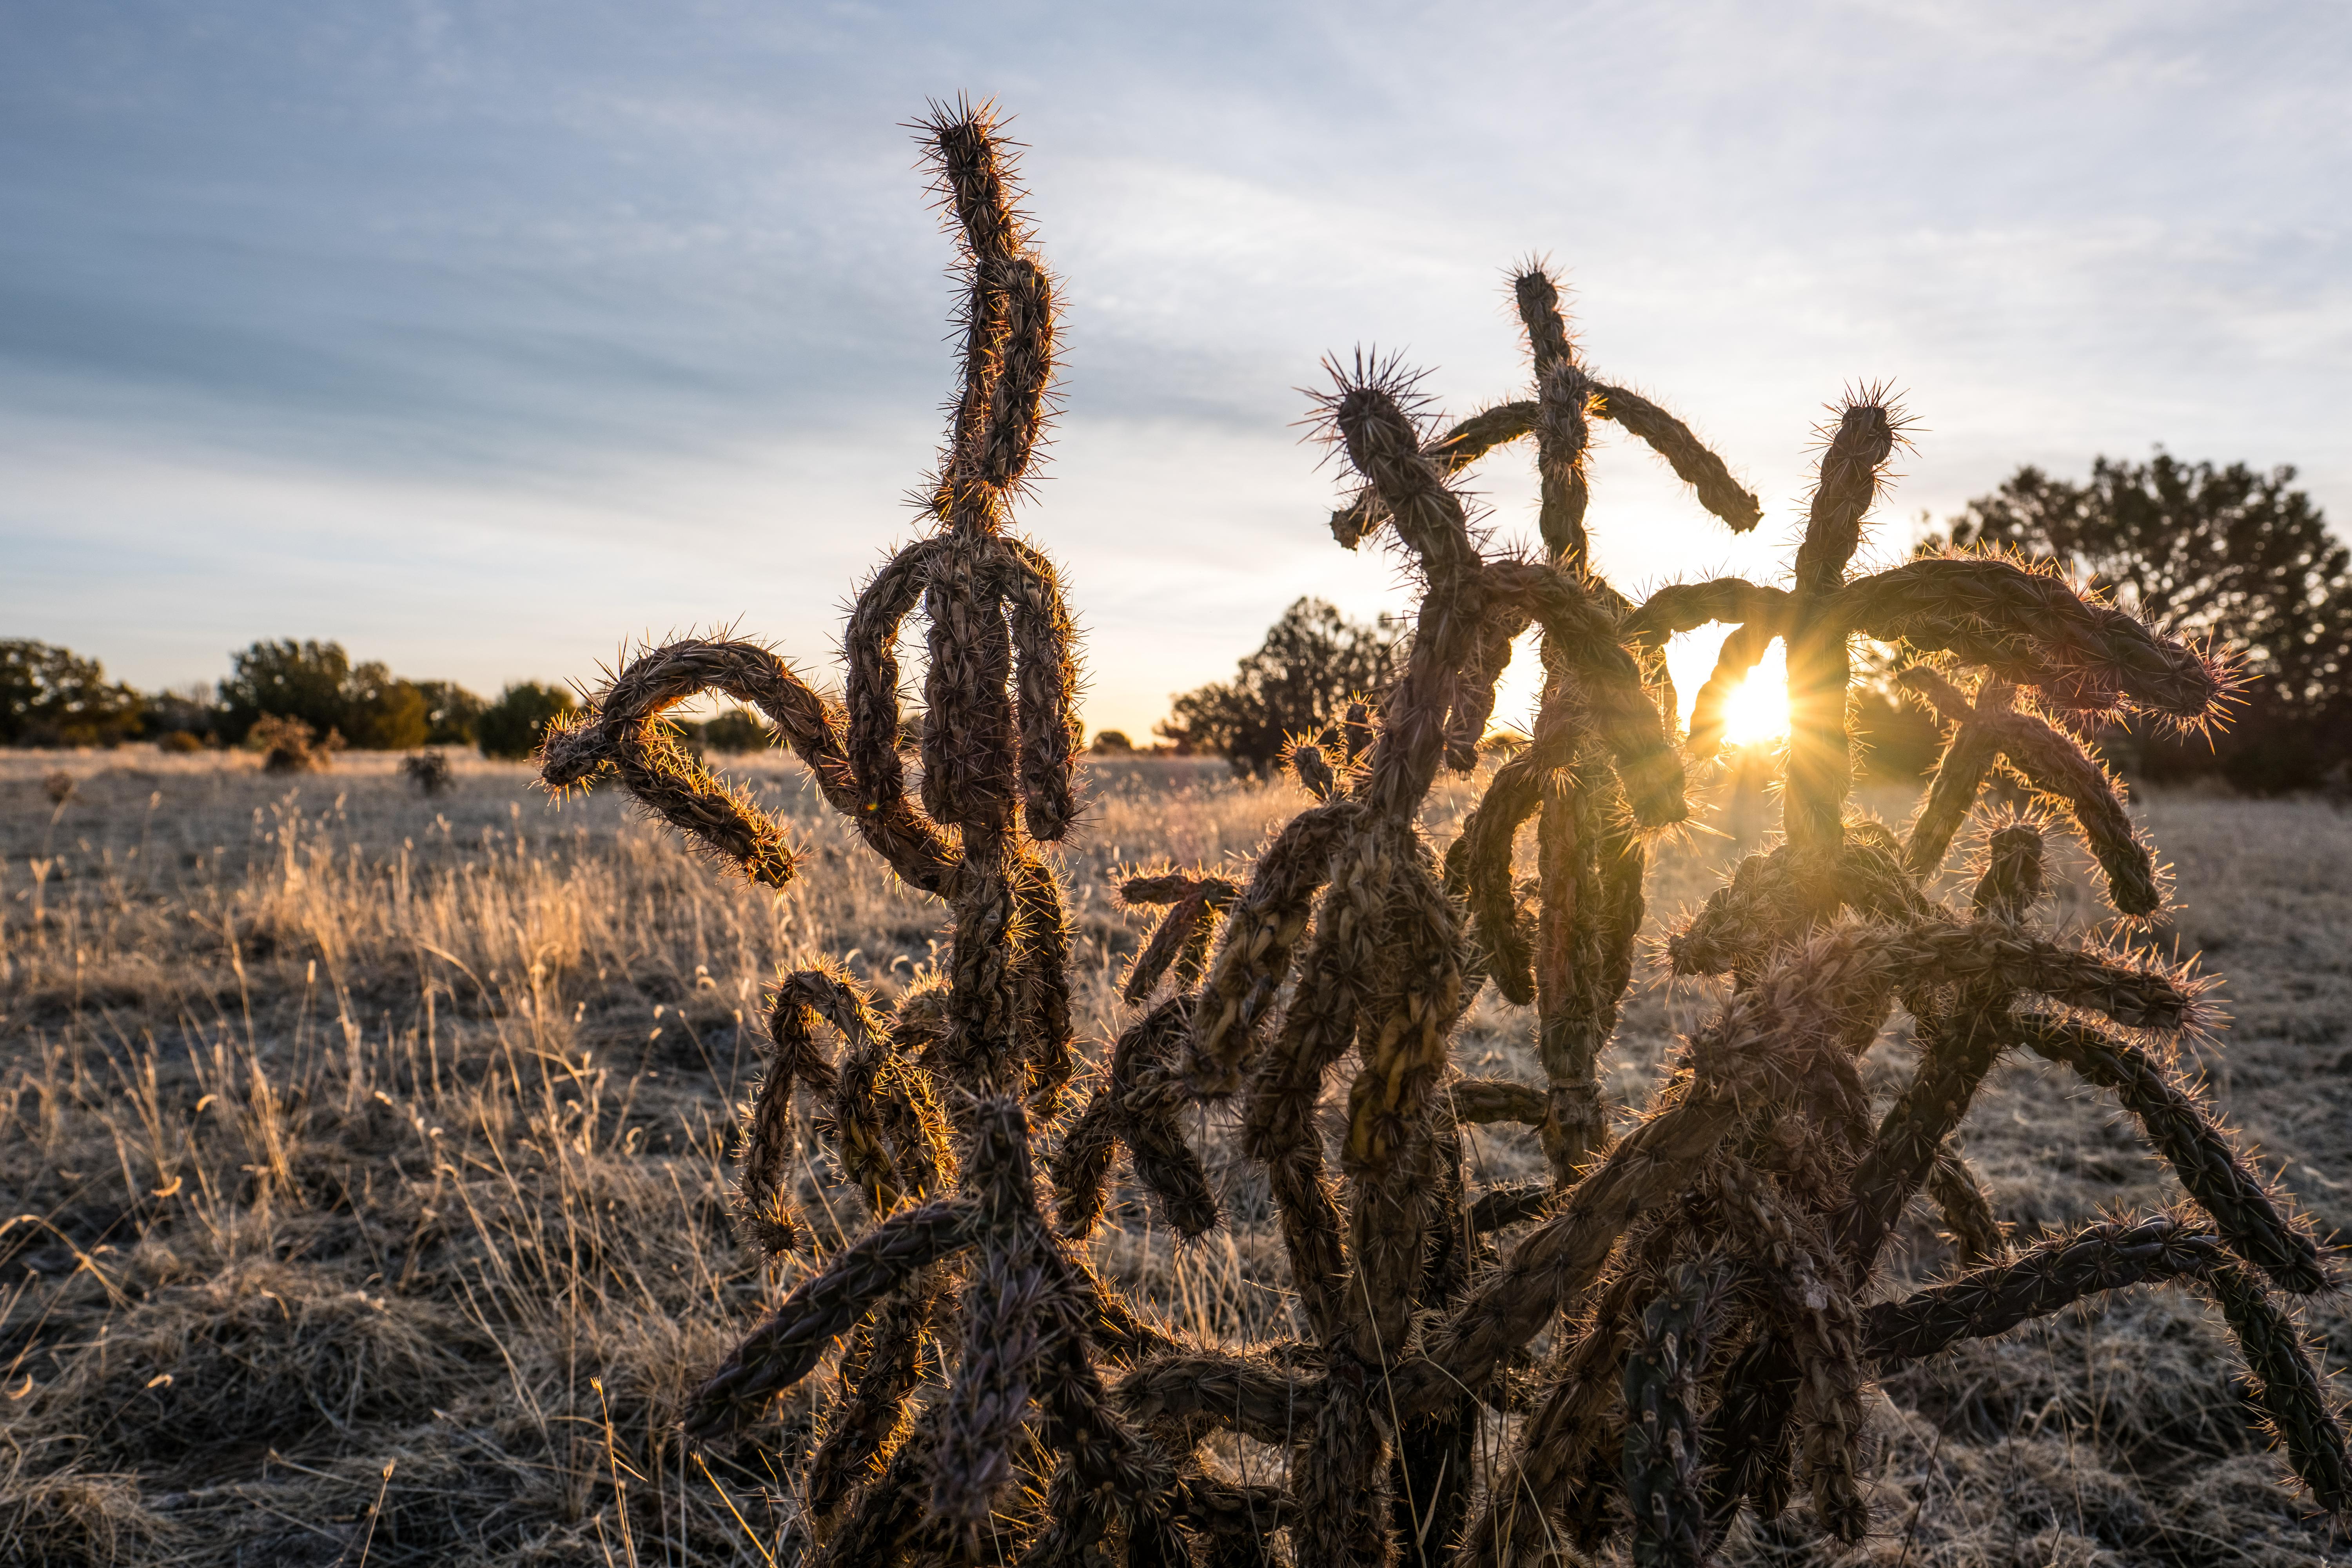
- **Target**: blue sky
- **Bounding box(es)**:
[4,2,2346,738]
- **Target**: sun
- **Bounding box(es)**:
[1719,641,1791,748]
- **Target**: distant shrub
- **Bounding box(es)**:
[402,749,455,795]
[1090,729,1134,754]
[248,715,336,773]
[1,641,143,747]
[477,682,579,760]
[140,684,218,748]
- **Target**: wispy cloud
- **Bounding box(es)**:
[2,0,2344,734]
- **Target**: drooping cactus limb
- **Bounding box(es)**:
[1900,665,2162,913]
[1623,1260,1736,1567]
[803,1265,949,1537]
[540,635,962,893]
[685,1197,981,1441]
[1925,1143,2006,1263]
[1051,995,1217,1240]
[2017,1012,2327,1292]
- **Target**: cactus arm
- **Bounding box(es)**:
[543,634,964,894]
[1830,554,2228,724]
[994,537,1084,840]
[1462,1268,1645,1568]
[1190,798,1362,1096]
[1450,1078,1548,1126]
[1241,838,1385,1340]
[1326,373,1491,824]
[1009,851,1080,1114]
[1329,399,1541,548]
[1484,561,1688,827]
[1624,1260,1738,1564]
[684,1197,982,1440]
[1684,620,1778,757]
[1864,1215,2222,1363]
[2017,1012,2328,1292]
[1058,995,1216,1240]
[1924,1144,2006,1262]
[841,541,951,857]
[1444,602,1533,771]
[802,1265,951,1536]
[731,973,853,1254]
[920,539,1017,836]
[1588,380,1764,533]
[1444,682,1578,1006]
[1622,578,1792,646]
[1782,398,1905,906]
[2201,1261,2352,1514]
[1834,1000,2013,1273]
[1123,884,1216,1004]
[1514,268,1594,564]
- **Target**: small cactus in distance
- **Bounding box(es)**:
[537,103,2345,1566]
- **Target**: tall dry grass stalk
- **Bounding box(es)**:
[523,104,2347,1568]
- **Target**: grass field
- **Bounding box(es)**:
[2,748,2347,1565]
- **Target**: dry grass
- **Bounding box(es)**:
[2,748,2347,1564]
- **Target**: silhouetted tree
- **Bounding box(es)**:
[416,680,486,746]
[141,683,219,746]
[218,640,352,745]
[342,663,428,750]
[477,681,580,760]
[217,639,441,750]
[1158,597,1401,778]
[1930,454,2352,790]
[0,641,143,747]
[702,707,768,753]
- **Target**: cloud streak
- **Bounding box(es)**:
[2,0,2345,735]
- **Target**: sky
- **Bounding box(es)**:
[4,1,2347,740]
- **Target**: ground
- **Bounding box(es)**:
[1,748,2346,1566]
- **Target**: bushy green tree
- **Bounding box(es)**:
[416,680,486,746]
[1933,454,2352,790]
[216,639,451,750]
[0,641,143,746]
[477,681,579,760]
[342,663,428,750]
[1158,597,1401,778]
[702,707,769,753]
[218,640,352,745]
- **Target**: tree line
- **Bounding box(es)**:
[1160,453,2352,793]
[3,640,616,759]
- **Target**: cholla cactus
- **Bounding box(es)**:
[540,104,2347,1568]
